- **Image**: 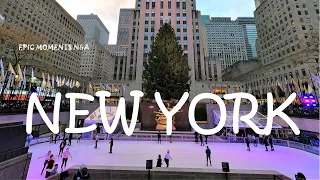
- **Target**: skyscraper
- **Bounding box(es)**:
[117,9,134,47]
[123,0,213,99]
[236,17,258,59]
[77,14,110,45]
[203,17,248,70]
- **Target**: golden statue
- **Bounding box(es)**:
[154,103,183,131]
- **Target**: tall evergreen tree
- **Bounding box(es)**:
[143,23,190,100]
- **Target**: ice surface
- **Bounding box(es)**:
[27,140,319,180]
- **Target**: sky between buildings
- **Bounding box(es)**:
[56,0,255,44]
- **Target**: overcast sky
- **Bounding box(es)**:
[56,0,255,44]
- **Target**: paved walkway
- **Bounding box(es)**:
[27,140,319,180]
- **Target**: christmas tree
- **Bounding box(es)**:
[143,23,191,100]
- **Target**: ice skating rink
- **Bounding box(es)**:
[27,140,319,180]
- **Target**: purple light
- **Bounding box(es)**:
[305,100,309,102]
[313,104,317,107]
[304,96,308,98]
[307,104,310,106]
[309,96,314,98]
[312,100,316,102]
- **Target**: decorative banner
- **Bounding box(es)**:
[51,74,55,89]
[46,73,51,89]
[0,58,4,83]
[75,81,81,88]
[8,62,16,75]
[23,66,26,89]
[16,64,23,82]
[31,67,35,83]
[41,72,46,88]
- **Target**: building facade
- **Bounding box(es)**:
[236,17,258,59]
[117,9,134,47]
[223,0,319,102]
[77,14,109,45]
[203,17,248,70]
[106,45,127,81]
[0,0,86,82]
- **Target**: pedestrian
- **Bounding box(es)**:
[245,136,250,151]
[68,133,72,146]
[268,136,274,151]
[64,133,69,141]
[194,131,199,143]
[205,146,212,166]
[38,150,52,175]
[264,136,269,151]
[233,133,237,142]
[205,135,208,144]
[61,148,72,169]
[45,154,55,178]
[259,135,264,145]
[170,135,172,143]
[200,134,204,146]
[164,150,172,167]
[77,133,81,143]
[73,164,90,180]
[50,164,59,177]
[253,135,257,147]
[26,134,33,147]
[156,155,163,167]
[157,131,161,144]
[94,134,99,149]
[109,138,114,153]
[59,139,66,157]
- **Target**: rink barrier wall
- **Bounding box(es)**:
[29,133,319,155]
[47,165,291,180]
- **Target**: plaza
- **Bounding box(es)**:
[27,140,319,180]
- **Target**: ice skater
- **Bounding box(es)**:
[205,135,208,144]
[157,131,161,144]
[109,138,114,153]
[61,148,72,169]
[94,134,99,149]
[68,133,72,146]
[264,136,269,151]
[59,139,66,156]
[233,133,237,142]
[45,154,56,178]
[268,136,274,151]
[170,135,172,143]
[205,146,212,166]
[200,134,204,146]
[164,150,172,167]
[38,150,52,175]
[77,133,81,143]
[253,135,258,147]
[156,155,163,167]
[245,136,251,151]
[194,131,199,143]
[54,134,59,144]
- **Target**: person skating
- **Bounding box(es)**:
[77,133,81,143]
[68,133,72,146]
[194,131,199,143]
[61,148,72,169]
[54,134,59,144]
[157,131,161,144]
[45,154,55,178]
[156,155,163,167]
[94,134,99,149]
[205,146,212,166]
[164,150,172,167]
[170,135,172,143]
[38,150,52,175]
[59,139,66,157]
[205,135,208,144]
[264,136,269,151]
[200,134,204,146]
[245,136,251,151]
[268,136,274,151]
[253,135,258,147]
[109,138,114,153]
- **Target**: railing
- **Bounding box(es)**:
[29,133,319,155]
[0,146,29,163]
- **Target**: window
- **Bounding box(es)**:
[302,25,306,30]
[298,11,301,15]
[305,11,309,15]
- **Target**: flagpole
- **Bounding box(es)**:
[308,69,319,104]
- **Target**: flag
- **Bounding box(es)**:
[51,74,55,89]
[31,67,35,83]
[8,62,15,75]
[87,83,93,94]
[75,81,80,88]
[247,85,252,94]
[292,79,300,92]
[16,64,23,82]
[6,74,13,88]
[310,72,320,85]
[307,83,313,94]
[72,79,75,88]
[41,72,46,88]
[100,83,105,90]
[105,83,111,91]
[56,75,60,87]
[65,79,70,87]
[277,80,283,91]
[61,77,65,86]
[46,73,51,88]
[23,66,26,89]
[0,58,4,83]
[122,82,126,95]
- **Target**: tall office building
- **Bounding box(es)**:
[78,14,113,82]
[0,0,85,81]
[204,17,248,70]
[123,0,214,99]
[117,9,134,47]
[106,45,127,81]
[236,17,258,59]
[77,14,110,45]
